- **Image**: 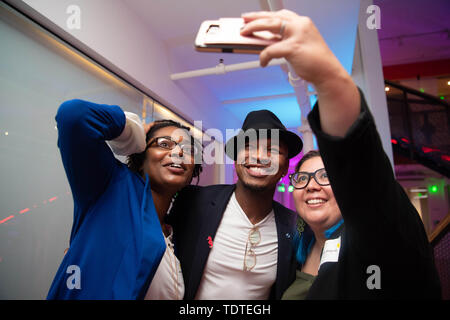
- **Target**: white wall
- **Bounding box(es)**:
[396,165,450,233]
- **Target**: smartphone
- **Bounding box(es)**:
[195,18,280,54]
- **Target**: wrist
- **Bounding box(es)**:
[314,66,353,96]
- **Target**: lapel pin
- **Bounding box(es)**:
[285,233,291,239]
[207,236,213,248]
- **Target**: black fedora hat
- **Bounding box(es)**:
[225,109,303,160]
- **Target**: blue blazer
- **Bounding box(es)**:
[168,184,299,300]
[47,100,166,299]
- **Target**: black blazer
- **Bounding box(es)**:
[167,184,298,300]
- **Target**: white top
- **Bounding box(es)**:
[195,192,278,300]
[145,227,184,300]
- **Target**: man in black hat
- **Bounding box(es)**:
[168,109,303,300]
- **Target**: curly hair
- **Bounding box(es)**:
[127,119,203,184]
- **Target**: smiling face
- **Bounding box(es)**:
[292,156,342,231]
[141,126,195,193]
[235,137,289,192]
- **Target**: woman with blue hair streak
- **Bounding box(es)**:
[282,150,344,299]
[283,148,440,299]
[241,9,441,299]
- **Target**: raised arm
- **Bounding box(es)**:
[242,9,433,257]
[241,10,360,137]
[56,99,127,209]
[107,111,146,156]
[242,10,441,298]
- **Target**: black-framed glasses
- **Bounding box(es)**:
[289,168,330,189]
[146,136,199,156]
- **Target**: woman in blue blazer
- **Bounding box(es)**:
[47,99,201,299]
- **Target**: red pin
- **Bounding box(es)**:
[207,236,213,248]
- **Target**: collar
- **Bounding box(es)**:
[324,219,344,239]
[297,218,344,265]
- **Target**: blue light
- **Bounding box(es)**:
[224,95,302,129]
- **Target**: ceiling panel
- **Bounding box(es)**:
[374,0,450,66]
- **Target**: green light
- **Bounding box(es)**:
[420,88,425,93]
[440,96,445,100]
[278,184,285,193]
[288,185,294,193]
[429,185,438,193]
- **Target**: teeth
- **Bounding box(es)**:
[248,167,270,175]
[307,199,326,204]
[170,164,182,169]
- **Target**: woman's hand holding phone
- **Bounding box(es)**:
[240,10,345,89]
[241,9,360,138]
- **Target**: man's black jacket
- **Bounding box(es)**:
[167,184,298,299]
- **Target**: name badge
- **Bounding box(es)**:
[319,236,341,268]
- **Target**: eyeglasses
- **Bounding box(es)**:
[146,136,199,156]
[243,227,261,271]
[289,168,330,189]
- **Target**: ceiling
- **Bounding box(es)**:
[373,0,450,98]
[121,0,449,131]
[374,0,450,67]
[123,0,360,130]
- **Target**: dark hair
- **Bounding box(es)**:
[127,119,203,184]
[294,149,322,266]
[294,150,321,172]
